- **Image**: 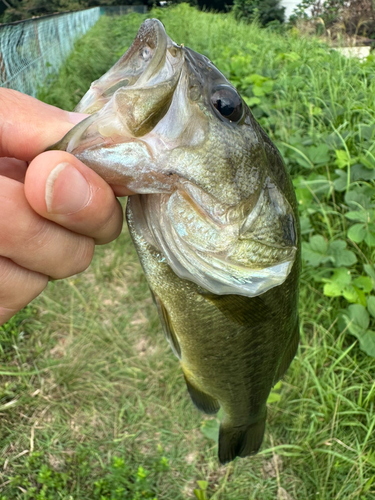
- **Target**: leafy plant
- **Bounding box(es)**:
[194,480,209,500]
[232,0,285,26]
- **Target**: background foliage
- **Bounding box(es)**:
[0,0,236,23]
[0,0,148,23]
[292,0,375,38]
[232,0,285,26]
[0,4,375,499]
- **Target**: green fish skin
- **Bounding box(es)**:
[50,19,300,464]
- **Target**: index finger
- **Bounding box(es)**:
[0,89,87,161]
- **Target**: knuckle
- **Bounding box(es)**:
[0,256,47,310]
[0,257,14,286]
[94,200,123,243]
[74,238,95,274]
[24,218,52,250]
[51,237,95,279]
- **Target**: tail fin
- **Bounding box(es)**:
[218,418,266,465]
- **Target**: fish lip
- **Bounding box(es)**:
[74,18,176,115]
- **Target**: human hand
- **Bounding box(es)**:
[0,89,131,326]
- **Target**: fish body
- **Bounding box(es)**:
[51,19,300,464]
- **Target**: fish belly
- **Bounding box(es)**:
[126,196,299,464]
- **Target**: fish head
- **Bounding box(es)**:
[51,18,299,297]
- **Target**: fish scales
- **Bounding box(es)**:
[50,18,300,464]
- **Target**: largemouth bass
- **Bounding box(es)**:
[51,19,300,464]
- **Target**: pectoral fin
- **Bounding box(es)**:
[151,290,181,359]
[183,372,220,415]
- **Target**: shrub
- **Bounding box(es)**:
[232,0,285,25]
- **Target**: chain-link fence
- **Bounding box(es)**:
[100,5,147,15]
[0,5,147,97]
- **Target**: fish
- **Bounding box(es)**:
[50,18,300,464]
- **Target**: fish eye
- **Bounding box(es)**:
[211,86,243,123]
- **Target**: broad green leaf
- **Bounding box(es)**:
[345,211,369,223]
[324,281,344,297]
[253,85,266,97]
[323,268,353,298]
[244,96,261,107]
[261,80,274,94]
[307,144,330,165]
[302,238,329,266]
[364,264,375,289]
[247,73,268,85]
[294,174,332,198]
[294,186,313,208]
[311,105,322,116]
[348,304,370,330]
[329,240,357,267]
[267,392,281,403]
[345,185,375,209]
[351,164,375,181]
[328,267,352,286]
[276,51,301,62]
[357,123,375,141]
[357,330,375,357]
[194,489,207,500]
[365,230,375,247]
[353,276,373,293]
[335,149,351,168]
[283,143,313,169]
[358,154,375,169]
[197,481,208,490]
[322,269,367,304]
[310,235,328,253]
[341,309,375,357]
[333,169,348,192]
[367,296,375,318]
[346,286,366,306]
[348,223,367,243]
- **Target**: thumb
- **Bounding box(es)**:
[24,150,129,245]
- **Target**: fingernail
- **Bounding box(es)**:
[45,162,91,214]
[67,111,90,125]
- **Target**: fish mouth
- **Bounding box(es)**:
[49,19,185,189]
[75,19,181,115]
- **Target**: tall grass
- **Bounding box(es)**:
[0,5,374,500]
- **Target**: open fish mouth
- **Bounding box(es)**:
[75,19,183,116]
[50,19,185,190]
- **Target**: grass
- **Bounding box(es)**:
[1,4,375,499]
